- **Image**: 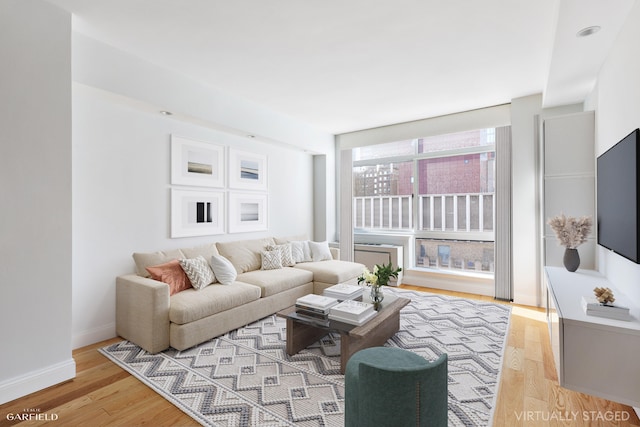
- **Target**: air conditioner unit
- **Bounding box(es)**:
[354,244,404,286]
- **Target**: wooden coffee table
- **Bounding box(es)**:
[278,293,410,373]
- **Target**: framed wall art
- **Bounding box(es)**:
[228,148,267,191]
[171,188,225,238]
[171,135,225,188]
[228,192,268,233]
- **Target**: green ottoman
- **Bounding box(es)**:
[345,347,448,427]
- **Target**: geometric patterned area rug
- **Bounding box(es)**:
[100,288,511,426]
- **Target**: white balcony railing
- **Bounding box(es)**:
[418,193,494,232]
[353,195,412,229]
[354,193,494,232]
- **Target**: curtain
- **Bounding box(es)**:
[339,149,354,261]
[495,126,513,301]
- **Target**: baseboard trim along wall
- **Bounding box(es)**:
[402,269,494,297]
[72,322,116,350]
[0,359,76,405]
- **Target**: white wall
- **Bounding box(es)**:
[0,0,75,404]
[586,1,640,306]
[72,34,334,157]
[511,99,592,306]
[71,85,316,346]
[71,55,331,348]
[510,95,543,306]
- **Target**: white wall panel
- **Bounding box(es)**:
[543,112,595,270]
[0,0,75,404]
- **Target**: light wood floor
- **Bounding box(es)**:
[1,286,638,427]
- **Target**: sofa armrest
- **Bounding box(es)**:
[116,274,170,353]
[330,247,340,260]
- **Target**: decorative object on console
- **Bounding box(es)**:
[562,248,580,273]
[171,188,225,238]
[548,213,593,272]
[594,286,615,305]
[581,295,630,321]
[357,261,402,305]
[171,135,225,188]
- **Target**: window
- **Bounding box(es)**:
[353,161,413,229]
[353,127,507,275]
[417,152,495,232]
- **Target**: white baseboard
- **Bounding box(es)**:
[402,269,494,297]
[72,322,116,350]
[0,359,76,405]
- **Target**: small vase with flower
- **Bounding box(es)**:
[357,262,402,309]
[548,213,593,272]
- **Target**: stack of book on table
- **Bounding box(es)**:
[323,283,365,301]
[581,296,631,321]
[295,294,339,325]
[328,299,377,326]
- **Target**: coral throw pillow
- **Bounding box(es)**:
[146,259,192,295]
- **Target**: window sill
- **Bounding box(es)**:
[402,268,494,297]
[409,266,494,280]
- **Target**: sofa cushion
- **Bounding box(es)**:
[133,249,185,278]
[237,267,313,297]
[261,250,283,270]
[179,256,215,290]
[274,235,308,245]
[216,237,276,274]
[308,241,333,262]
[267,243,295,267]
[169,281,261,324]
[290,240,312,263]
[146,259,192,295]
[180,243,220,272]
[294,260,365,284]
[211,255,237,286]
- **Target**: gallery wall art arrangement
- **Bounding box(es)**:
[170,135,268,238]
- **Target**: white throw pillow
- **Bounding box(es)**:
[308,240,332,262]
[290,240,312,263]
[267,243,295,267]
[210,255,237,285]
[261,250,283,270]
[179,256,215,290]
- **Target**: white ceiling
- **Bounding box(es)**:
[46,0,636,135]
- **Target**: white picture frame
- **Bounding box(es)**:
[228,192,268,233]
[228,148,267,191]
[171,188,225,238]
[171,135,225,188]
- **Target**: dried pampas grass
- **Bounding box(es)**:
[548,213,593,249]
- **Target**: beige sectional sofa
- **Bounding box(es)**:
[116,237,364,353]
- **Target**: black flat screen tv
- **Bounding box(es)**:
[596,128,640,263]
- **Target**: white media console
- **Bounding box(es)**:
[545,266,640,407]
